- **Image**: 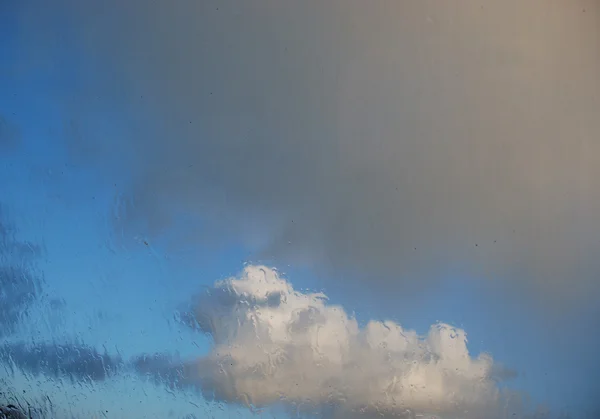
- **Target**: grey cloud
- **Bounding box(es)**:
[487,363,518,382]
[11,2,600,305]
[132,353,207,396]
[0,116,20,155]
[0,266,39,337]
[0,342,123,383]
[0,404,28,419]
[0,206,43,337]
[15,0,599,307]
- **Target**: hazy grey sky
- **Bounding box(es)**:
[9,0,599,312]
[26,1,598,303]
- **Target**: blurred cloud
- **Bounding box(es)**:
[0,115,20,155]
[0,205,43,337]
[0,404,28,419]
[136,266,524,418]
[10,0,600,307]
[0,342,123,383]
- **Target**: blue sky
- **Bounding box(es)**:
[1,1,599,418]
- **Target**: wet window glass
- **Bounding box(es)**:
[1,1,599,418]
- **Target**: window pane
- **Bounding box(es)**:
[1,1,599,418]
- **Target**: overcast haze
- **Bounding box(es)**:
[14,0,600,304]
[2,0,600,417]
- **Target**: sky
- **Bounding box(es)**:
[1,0,600,418]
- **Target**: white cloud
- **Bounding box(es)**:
[179,265,516,418]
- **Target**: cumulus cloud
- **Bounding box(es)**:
[136,266,522,418]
